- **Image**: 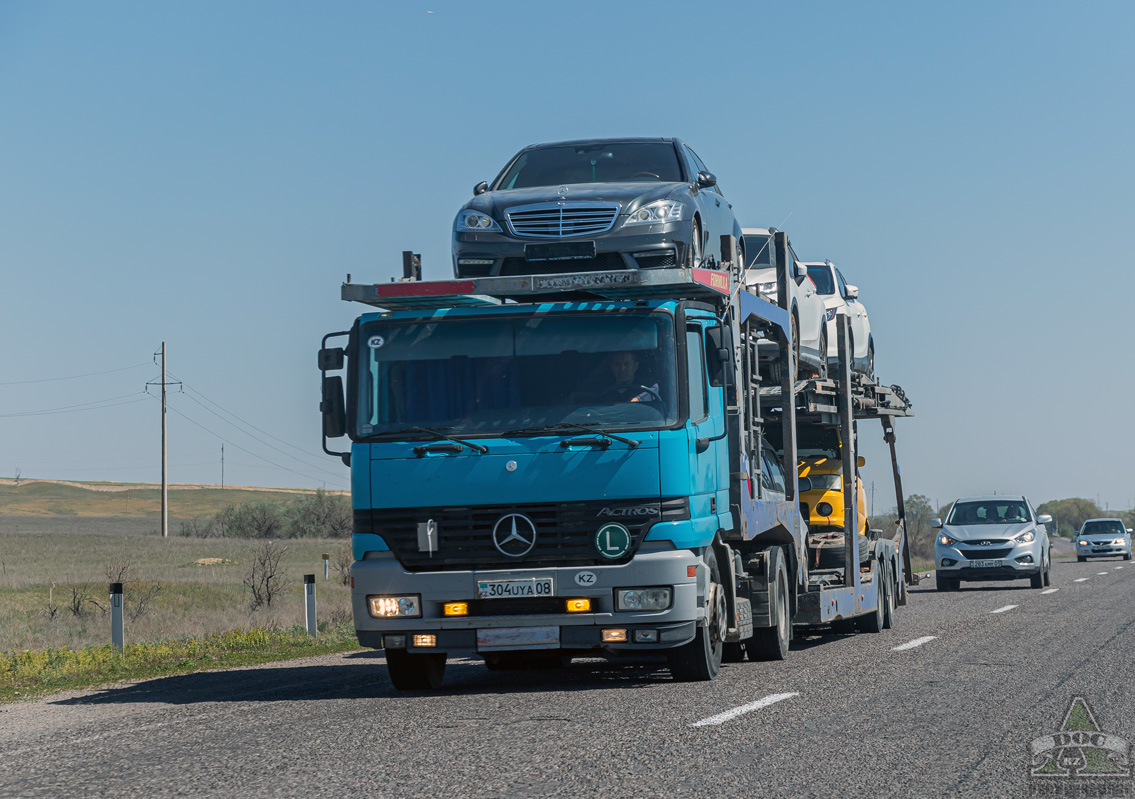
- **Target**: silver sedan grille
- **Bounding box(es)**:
[505,202,620,238]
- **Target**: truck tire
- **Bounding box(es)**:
[882,560,896,629]
[386,650,446,691]
[668,550,724,681]
[749,548,790,661]
[722,642,747,663]
[857,560,885,633]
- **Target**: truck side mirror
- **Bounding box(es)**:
[473,181,488,196]
[321,375,347,438]
[318,347,345,371]
[704,325,731,387]
[930,517,942,529]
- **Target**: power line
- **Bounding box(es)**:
[172,391,342,479]
[0,393,150,417]
[164,404,347,488]
[0,362,152,386]
[169,374,326,462]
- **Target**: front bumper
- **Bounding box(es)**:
[351,546,704,656]
[1076,541,1131,558]
[935,540,1043,581]
[452,220,690,277]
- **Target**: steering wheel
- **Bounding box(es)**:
[599,384,663,403]
[630,171,661,179]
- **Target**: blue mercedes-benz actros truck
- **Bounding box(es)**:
[319,235,913,690]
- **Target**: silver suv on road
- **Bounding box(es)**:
[931,496,1052,591]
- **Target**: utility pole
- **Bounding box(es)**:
[161,342,168,538]
[221,444,225,489]
[146,344,179,539]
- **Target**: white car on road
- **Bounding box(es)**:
[742,227,828,379]
[803,261,874,378]
[932,496,1053,590]
[1075,518,1132,561]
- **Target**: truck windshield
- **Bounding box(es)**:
[356,311,678,438]
[496,142,684,189]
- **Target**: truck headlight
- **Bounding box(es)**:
[616,588,672,611]
[368,595,421,618]
[1013,530,1036,544]
[624,200,683,226]
[455,210,502,232]
[938,533,957,546]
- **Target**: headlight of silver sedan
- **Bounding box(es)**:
[455,210,502,232]
[1013,530,1036,544]
[624,200,684,226]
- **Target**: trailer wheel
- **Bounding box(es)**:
[750,548,790,661]
[857,561,885,633]
[386,650,446,691]
[667,550,724,681]
[882,560,896,629]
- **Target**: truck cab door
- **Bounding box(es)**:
[685,325,724,503]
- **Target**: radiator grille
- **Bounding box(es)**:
[506,202,619,238]
[959,548,1013,560]
[355,498,688,572]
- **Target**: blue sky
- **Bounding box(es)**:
[2,1,1133,510]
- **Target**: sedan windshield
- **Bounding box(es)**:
[947,501,1032,525]
[806,265,836,295]
[1082,520,1125,535]
[496,142,684,189]
[356,311,678,438]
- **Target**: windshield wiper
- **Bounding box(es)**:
[372,426,488,454]
[504,422,640,449]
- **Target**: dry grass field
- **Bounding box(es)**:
[0,480,354,656]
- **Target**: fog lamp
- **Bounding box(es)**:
[601,629,628,643]
[412,634,437,648]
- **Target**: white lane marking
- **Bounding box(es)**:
[690,692,799,727]
[1041,588,1059,595]
[1117,566,1125,570]
[1097,572,1109,575]
[892,636,937,651]
[990,605,1018,614]
[1074,578,1090,583]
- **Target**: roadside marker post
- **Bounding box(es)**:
[304,574,317,637]
[109,582,124,652]
[322,554,329,581]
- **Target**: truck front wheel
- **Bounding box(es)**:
[386,650,446,691]
[668,551,724,681]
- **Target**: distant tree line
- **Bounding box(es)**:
[178,490,352,539]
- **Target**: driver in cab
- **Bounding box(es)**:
[603,351,659,403]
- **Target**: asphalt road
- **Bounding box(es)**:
[3,552,1133,799]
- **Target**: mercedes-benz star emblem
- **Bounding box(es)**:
[492,513,537,558]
